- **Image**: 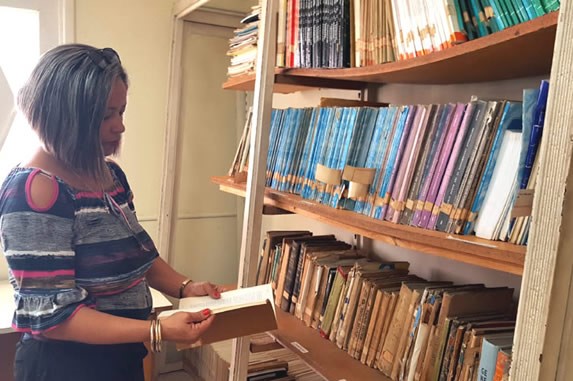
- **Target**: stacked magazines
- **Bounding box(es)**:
[227,4,260,77]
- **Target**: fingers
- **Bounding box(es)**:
[185,309,212,323]
[203,282,222,299]
[161,311,215,344]
[186,281,223,298]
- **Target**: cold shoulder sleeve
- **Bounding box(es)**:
[0,169,90,334]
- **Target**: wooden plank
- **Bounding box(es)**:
[222,12,557,92]
[514,4,573,380]
[271,309,390,381]
[212,176,525,275]
[229,0,278,380]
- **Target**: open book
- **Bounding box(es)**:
[159,284,277,349]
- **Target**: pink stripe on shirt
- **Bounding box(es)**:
[11,269,75,278]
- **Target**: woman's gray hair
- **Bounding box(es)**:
[17,43,128,183]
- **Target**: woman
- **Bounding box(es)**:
[0,44,220,381]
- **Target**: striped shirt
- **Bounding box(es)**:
[0,162,158,334]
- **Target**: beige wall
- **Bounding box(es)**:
[0,0,173,280]
[75,0,173,231]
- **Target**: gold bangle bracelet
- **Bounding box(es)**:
[179,278,193,298]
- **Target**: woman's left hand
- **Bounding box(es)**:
[183,281,224,299]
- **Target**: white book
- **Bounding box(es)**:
[475,130,523,240]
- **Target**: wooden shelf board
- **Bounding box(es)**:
[222,12,557,92]
[212,176,526,275]
[271,309,390,381]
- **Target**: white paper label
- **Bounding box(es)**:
[291,341,309,353]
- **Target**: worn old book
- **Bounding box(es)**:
[423,287,514,381]
[160,284,277,349]
[349,275,417,359]
[441,313,511,381]
[462,329,515,381]
[335,266,410,351]
[280,235,336,313]
[257,231,312,286]
[477,333,514,381]
[274,233,313,307]
[290,239,344,314]
[377,281,428,376]
[304,254,366,328]
[397,283,453,381]
[362,286,399,366]
[320,265,354,339]
[293,244,353,321]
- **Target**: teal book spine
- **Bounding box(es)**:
[512,0,532,21]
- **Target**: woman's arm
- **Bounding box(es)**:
[43,306,214,345]
[146,257,223,299]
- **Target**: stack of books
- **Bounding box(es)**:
[227,4,261,77]
[183,332,323,381]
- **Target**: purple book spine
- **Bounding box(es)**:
[421,103,471,229]
[425,103,475,230]
[386,106,429,223]
[410,105,455,226]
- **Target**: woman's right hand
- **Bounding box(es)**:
[160,310,215,345]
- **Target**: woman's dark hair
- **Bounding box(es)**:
[17,43,128,183]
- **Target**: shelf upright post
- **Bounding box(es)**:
[512,2,573,380]
[229,1,278,380]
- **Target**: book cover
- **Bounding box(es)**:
[420,102,469,229]
[374,105,415,219]
[410,103,455,226]
[463,101,522,235]
[423,287,514,381]
[477,334,514,381]
[448,100,503,233]
[160,284,278,349]
[400,104,444,225]
[387,105,433,223]
[435,99,489,231]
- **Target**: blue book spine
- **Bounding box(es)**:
[268,109,287,189]
[366,107,400,217]
[359,107,393,215]
[295,108,319,194]
[477,339,503,381]
[520,80,549,189]
[302,108,331,199]
[522,0,537,19]
[374,106,413,219]
[345,108,379,211]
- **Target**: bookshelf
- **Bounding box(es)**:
[272,309,387,381]
[164,0,573,380]
[223,11,558,92]
[212,175,525,275]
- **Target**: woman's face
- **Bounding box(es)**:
[100,79,127,156]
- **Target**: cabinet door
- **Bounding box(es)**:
[171,21,242,284]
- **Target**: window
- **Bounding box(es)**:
[0,0,70,181]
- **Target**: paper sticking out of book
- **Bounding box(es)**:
[159,284,278,349]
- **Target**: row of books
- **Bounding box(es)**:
[225,0,559,77]
[256,230,516,381]
[230,82,549,244]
